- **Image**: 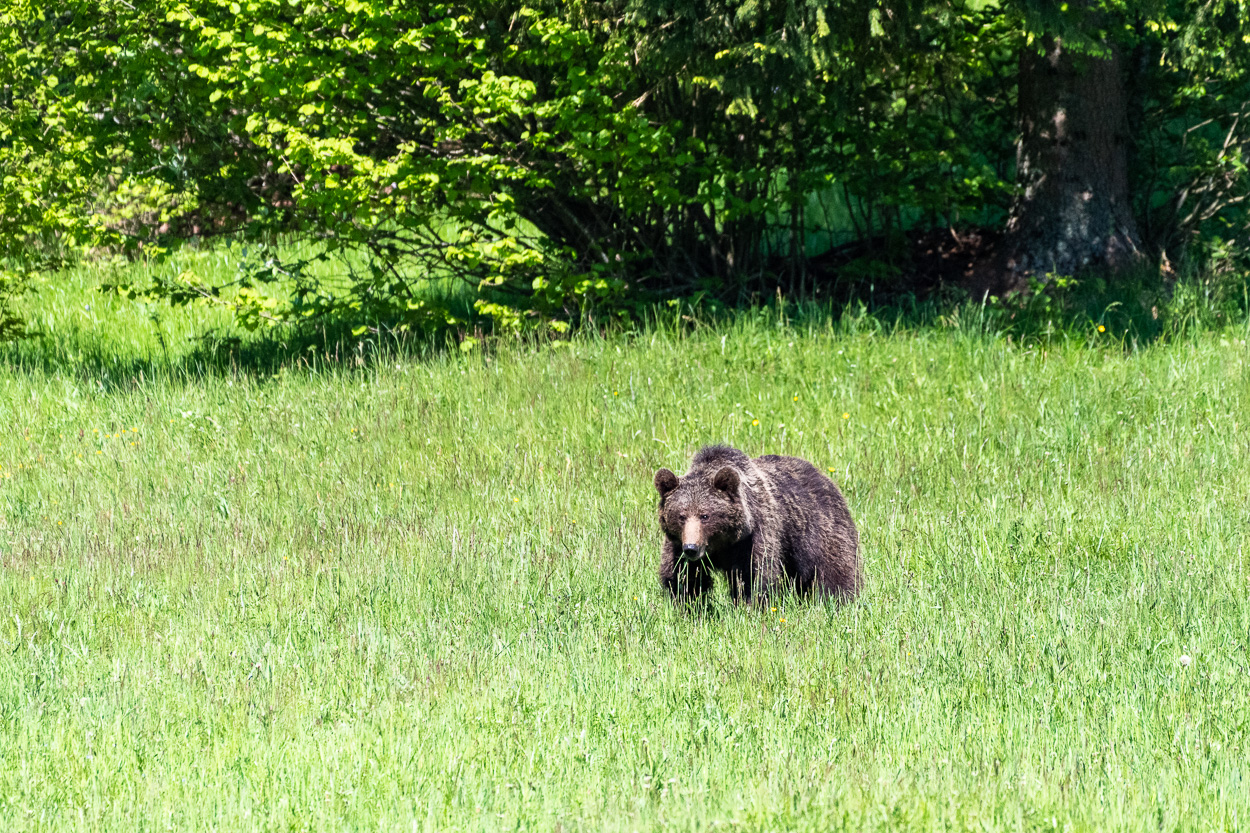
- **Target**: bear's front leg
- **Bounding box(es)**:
[659,539,712,604]
[745,534,785,603]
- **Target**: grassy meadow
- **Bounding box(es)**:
[2,265,1250,830]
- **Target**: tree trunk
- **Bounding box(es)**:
[998,33,1143,292]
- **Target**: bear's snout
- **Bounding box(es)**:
[681,517,706,558]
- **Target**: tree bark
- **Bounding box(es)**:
[997,33,1143,292]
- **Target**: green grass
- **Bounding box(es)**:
[2,267,1250,830]
[0,243,475,377]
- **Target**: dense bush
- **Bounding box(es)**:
[1,1,1248,338]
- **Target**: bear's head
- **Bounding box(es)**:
[654,465,749,562]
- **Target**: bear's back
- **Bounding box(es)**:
[752,454,828,494]
[753,453,860,597]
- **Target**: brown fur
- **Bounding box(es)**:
[654,445,861,604]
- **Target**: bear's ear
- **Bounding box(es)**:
[654,468,679,499]
[712,466,740,496]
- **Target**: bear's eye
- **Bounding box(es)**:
[700,514,709,521]
[678,514,687,522]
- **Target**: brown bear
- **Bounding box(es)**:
[654,445,861,604]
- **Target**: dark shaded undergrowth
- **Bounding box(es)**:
[1,256,1247,386]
